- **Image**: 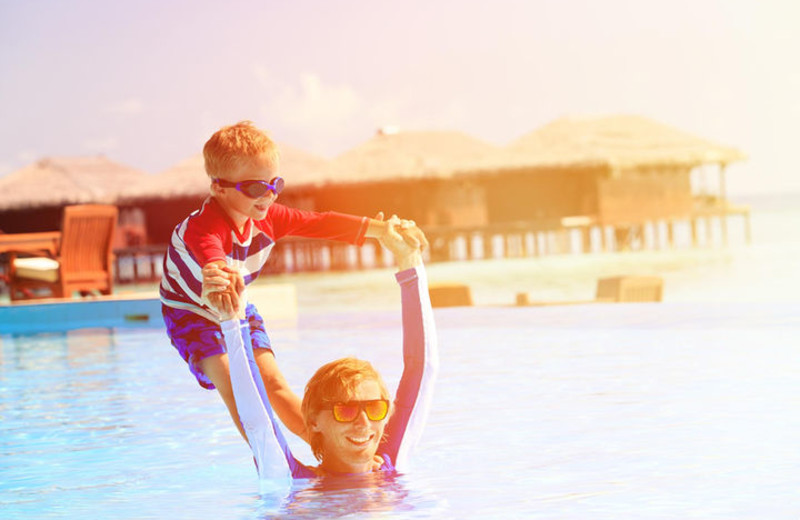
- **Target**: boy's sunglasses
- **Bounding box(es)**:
[214,176,285,199]
[327,399,390,423]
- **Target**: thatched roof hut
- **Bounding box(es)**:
[458,115,747,227]
[327,129,498,183]
[121,144,331,201]
[483,114,746,173]
[0,156,150,211]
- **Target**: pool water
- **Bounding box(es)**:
[2,302,800,519]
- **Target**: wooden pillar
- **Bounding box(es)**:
[667,220,675,249]
[598,226,607,252]
[504,233,514,258]
[719,164,729,246]
[483,232,493,259]
[744,212,752,244]
[355,244,364,270]
[330,244,341,270]
[506,233,524,258]
[525,232,538,257]
[374,241,384,267]
[581,227,592,254]
[652,221,660,250]
[614,226,628,252]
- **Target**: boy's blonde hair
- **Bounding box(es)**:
[203,121,280,180]
[302,357,391,461]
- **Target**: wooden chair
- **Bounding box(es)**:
[595,276,664,303]
[7,205,118,301]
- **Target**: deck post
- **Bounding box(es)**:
[582,227,592,254]
[667,220,675,249]
[719,164,729,246]
[599,225,608,252]
[484,232,493,259]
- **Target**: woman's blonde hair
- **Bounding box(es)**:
[302,357,391,461]
[203,120,280,179]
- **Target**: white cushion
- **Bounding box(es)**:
[13,257,60,282]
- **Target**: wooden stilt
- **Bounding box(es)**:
[667,220,675,249]
[582,227,592,254]
[744,213,752,244]
[484,232,493,259]
[719,164,729,246]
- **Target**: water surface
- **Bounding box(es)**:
[2,301,799,518]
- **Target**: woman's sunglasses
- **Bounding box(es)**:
[327,399,390,423]
[214,176,285,199]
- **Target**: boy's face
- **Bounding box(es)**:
[213,154,279,227]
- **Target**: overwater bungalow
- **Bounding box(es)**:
[267,116,749,263]
[0,156,149,237]
[453,114,751,256]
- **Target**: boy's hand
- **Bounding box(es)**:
[201,262,231,293]
[372,211,429,252]
[202,262,245,320]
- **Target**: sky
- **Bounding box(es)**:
[1,0,799,196]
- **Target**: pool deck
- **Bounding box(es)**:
[0,283,298,334]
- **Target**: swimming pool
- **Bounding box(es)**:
[2,302,800,518]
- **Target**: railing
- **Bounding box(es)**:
[114,245,167,284]
[113,207,752,285]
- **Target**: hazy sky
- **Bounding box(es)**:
[1,0,798,195]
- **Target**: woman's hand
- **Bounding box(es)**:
[369,212,429,252]
[374,213,424,270]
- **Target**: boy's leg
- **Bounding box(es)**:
[243,304,306,440]
[253,349,307,442]
[198,353,247,440]
[198,350,306,442]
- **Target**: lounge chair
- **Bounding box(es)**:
[7,205,118,301]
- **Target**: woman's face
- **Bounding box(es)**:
[311,379,388,474]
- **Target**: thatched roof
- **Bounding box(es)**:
[121,143,332,201]
[0,156,151,210]
[482,115,747,173]
[327,129,499,183]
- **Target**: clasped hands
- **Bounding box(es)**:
[201,261,245,321]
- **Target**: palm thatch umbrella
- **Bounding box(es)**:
[327,129,499,183]
[488,114,747,173]
[0,156,151,211]
[121,143,332,201]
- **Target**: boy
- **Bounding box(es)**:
[160,121,426,442]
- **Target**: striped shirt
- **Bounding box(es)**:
[160,197,369,322]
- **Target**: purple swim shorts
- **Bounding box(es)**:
[162,303,272,389]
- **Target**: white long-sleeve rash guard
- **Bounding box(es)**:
[221,264,439,481]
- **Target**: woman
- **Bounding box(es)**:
[220,217,438,479]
